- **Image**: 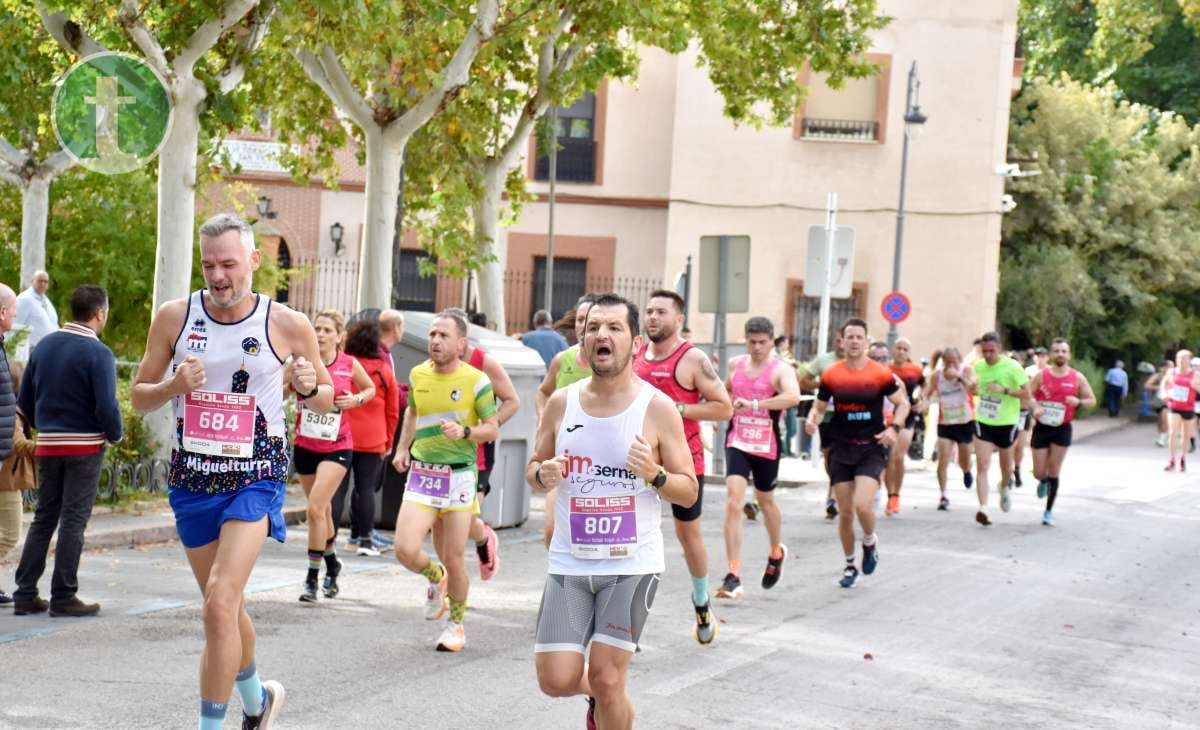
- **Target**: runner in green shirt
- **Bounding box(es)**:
[969,332,1032,526]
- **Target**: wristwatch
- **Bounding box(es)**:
[647,466,668,490]
[676,403,686,417]
[298,383,320,399]
[891,423,902,433]
[462,426,472,440]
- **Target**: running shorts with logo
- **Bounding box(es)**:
[167,291,290,549]
[975,422,1020,449]
[405,360,497,516]
[818,359,899,484]
[937,422,976,445]
[292,446,352,475]
[534,573,660,654]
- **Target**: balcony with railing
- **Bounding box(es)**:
[800,117,879,142]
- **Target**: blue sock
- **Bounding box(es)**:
[235,661,265,717]
[199,699,227,729]
[691,575,709,606]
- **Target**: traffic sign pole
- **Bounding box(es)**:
[811,192,838,461]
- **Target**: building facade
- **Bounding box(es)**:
[216,0,1021,356]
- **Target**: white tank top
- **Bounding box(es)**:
[937,369,973,425]
[548,381,663,576]
[168,291,289,493]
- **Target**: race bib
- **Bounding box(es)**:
[977,395,1002,421]
[1037,402,1066,427]
[569,495,638,559]
[941,405,968,425]
[182,391,256,458]
[728,413,776,457]
[405,461,475,510]
[299,406,342,441]
[1171,385,1190,404]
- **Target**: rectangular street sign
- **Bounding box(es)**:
[803,225,855,298]
[698,235,750,313]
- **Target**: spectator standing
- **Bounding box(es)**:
[774,335,800,456]
[1104,360,1129,417]
[0,360,36,604]
[14,270,58,352]
[333,320,400,556]
[0,283,17,463]
[13,285,122,617]
[520,309,568,366]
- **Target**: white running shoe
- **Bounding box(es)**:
[424,572,448,621]
[436,621,465,652]
[1000,484,1012,513]
[356,545,382,557]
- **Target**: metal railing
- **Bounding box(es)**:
[801,117,878,142]
[503,269,661,334]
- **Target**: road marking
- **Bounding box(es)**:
[0,626,56,644]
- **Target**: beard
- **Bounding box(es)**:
[589,345,632,377]
[1053,357,1068,367]
[646,323,676,344]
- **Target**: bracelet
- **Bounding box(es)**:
[753,399,759,411]
[297,383,320,399]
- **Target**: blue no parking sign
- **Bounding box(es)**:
[881,291,912,324]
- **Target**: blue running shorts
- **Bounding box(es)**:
[169,480,287,549]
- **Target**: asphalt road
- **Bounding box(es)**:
[1,423,1198,729]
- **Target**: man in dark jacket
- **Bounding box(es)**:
[0,283,17,463]
[13,285,122,617]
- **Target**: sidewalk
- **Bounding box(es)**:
[4,414,1138,557]
[7,487,309,556]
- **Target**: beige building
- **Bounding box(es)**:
[218,0,1021,357]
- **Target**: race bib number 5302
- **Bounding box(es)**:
[183,391,256,458]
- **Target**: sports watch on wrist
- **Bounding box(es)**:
[462,426,472,440]
[647,466,668,490]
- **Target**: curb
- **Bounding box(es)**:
[1071,417,1137,445]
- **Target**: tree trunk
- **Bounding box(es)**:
[20,175,51,288]
[153,77,205,311]
[473,172,506,333]
[358,130,406,310]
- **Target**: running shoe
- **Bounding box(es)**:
[585,697,597,730]
[862,541,879,575]
[963,471,974,489]
[344,536,360,548]
[322,558,342,599]
[0,589,12,605]
[715,573,743,599]
[975,510,992,527]
[435,621,466,652]
[1156,434,1167,447]
[356,544,382,557]
[241,679,285,729]
[477,524,500,581]
[938,496,949,511]
[693,600,718,645]
[299,579,318,604]
[1165,460,1176,472]
[424,572,448,620]
[762,545,787,589]
[839,565,859,588]
[1042,509,1054,526]
[1000,485,1012,513]
[886,494,900,515]
[743,502,760,521]
[825,498,838,520]
[1013,470,1023,488]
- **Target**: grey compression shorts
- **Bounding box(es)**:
[534,573,660,654]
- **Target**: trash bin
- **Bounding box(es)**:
[378,311,546,529]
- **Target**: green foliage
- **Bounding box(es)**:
[1020,0,1200,122]
[105,376,159,466]
[1072,356,1106,416]
[0,165,158,358]
[0,1,73,163]
[1001,76,1200,364]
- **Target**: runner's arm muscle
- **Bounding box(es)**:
[1076,374,1098,409]
[681,349,733,421]
[887,387,910,428]
[645,394,698,507]
[527,389,566,490]
[762,362,801,411]
[483,354,520,426]
[275,308,335,413]
[348,358,376,405]
[131,300,187,414]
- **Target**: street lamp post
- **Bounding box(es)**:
[888,61,927,350]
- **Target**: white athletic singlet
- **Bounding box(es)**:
[168,291,288,493]
[549,381,664,576]
[937,369,975,425]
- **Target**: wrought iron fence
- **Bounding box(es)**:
[502,269,662,334]
[285,255,360,319]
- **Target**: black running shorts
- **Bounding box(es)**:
[975,422,1019,449]
[1031,423,1073,449]
[937,422,976,445]
[293,446,352,476]
[725,448,780,492]
[828,442,888,485]
[671,474,704,522]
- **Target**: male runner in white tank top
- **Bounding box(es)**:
[528,293,697,730]
[132,214,334,730]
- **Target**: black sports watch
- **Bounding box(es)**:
[891,423,902,433]
[462,426,472,440]
[648,466,668,489]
